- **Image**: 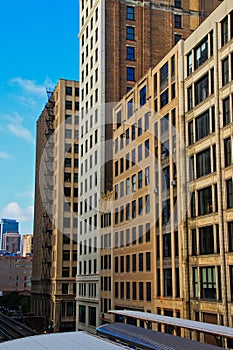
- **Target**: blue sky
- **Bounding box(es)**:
[0,0,79,233]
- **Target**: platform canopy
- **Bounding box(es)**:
[109,310,233,339]
[0,331,124,350]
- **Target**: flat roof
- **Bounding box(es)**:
[0,331,124,350]
[109,310,233,339]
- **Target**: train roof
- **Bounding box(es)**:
[97,323,224,350]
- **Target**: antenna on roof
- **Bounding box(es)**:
[46,88,53,100]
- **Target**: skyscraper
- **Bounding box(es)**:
[0,218,19,249]
[77,0,221,332]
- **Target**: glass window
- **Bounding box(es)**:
[221,16,229,46]
[196,148,211,178]
[164,269,172,296]
[194,36,208,70]
[127,67,135,81]
[196,110,209,141]
[163,233,171,258]
[199,226,214,254]
[126,6,134,20]
[223,96,231,126]
[222,56,229,86]
[195,73,209,106]
[198,186,212,215]
[226,179,233,208]
[127,46,135,60]
[201,267,216,300]
[126,26,135,40]
[140,85,146,106]
[224,137,232,167]
[127,98,134,118]
[174,14,182,28]
[160,89,169,108]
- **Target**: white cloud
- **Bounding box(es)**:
[9,77,55,99]
[5,112,34,144]
[0,151,10,159]
[1,202,34,223]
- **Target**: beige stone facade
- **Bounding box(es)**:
[109,0,233,347]
[77,0,220,332]
[31,79,79,332]
[21,234,33,257]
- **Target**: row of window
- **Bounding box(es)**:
[63,217,78,229]
[65,128,79,140]
[115,195,150,224]
[64,201,78,213]
[187,70,214,110]
[114,223,150,248]
[61,282,76,295]
[115,281,152,302]
[79,237,97,255]
[65,86,79,97]
[65,114,79,125]
[188,107,215,145]
[115,167,150,199]
[65,100,79,111]
[64,157,79,168]
[79,214,98,233]
[80,109,98,135]
[79,258,97,275]
[115,252,151,274]
[78,282,97,298]
[64,186,78,197]
[80,172,98,195]
[62,250,77,262]
[62,266,77,278]
[190,180,233,218]
[61,301,76,318]
[114,139,150,177]
[80,130,98,158]
[156,231,179,258]
[79,304,96,327]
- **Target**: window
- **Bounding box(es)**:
[187,52,192,76]
[126,6,134,20]
[198,186,212,215]
[162,199,170,225]
[160,62,168,90]
[222,57,229,86]
[127,98,133,118]
[139,253,143,271]
[193,267,198,298]
[187,85,193,111]
[127,67,135,81]
[79,305,86,324]
[224,137,232,167]
[226,179,233,208]
[126,26,135,41]
[133,282,137,299]
[139,282,144,300]
[126,178,130,195]
[126,203,130,220]
[188,120,194,145]
[196,148,211,178]
[138,170,143,189]
[89,307,96,327]
[194,36,208,69]
[144,112,149,130]
[174,34,182,44]
[146,223,150,242]
[65,100,72,110]
[163,233,171,258]
[196,110,209,141]
[223,96,230,126]
[174,0,181,8]
[126,46,135,61]
[221,16,229,46]
[145,166,150,185]
[174,14,181,28]
[117,110,121,128]
[201,267,216,300]
[132,254,136,272]
[140,85,146,106]
[164,269,172,296]
[132,174,136,192]
[200,226,214,254]
[195,74,209,105]
[145,194,150,213]
[145,139,149,157]
[132,200,136,218]
[138,197,143,216]
[160,89,169,108]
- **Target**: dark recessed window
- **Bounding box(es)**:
[126,6,134,20]
[126,26,135,41]
[127,46,135,60]
[174,14,182,28]
[127,67,135,81]
[66,86,72,96]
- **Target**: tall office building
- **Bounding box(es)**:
[31,79,79,332]
[2,232,21,254]
[0,218,19,249]
[109,0,233,347]
[77,0,221,332]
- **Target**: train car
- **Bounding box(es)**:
[96,323,224,350]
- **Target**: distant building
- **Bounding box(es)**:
[2,232,21,254]
[0,219,19,249]
[21,234,33,256]
[0,256,32,294]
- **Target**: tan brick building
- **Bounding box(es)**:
[77,0,221,332]
[31,79,79,332]
[21,234,33,257]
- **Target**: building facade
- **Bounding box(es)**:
[77,0,221,332]
[21,234,33,257]
[0,256,32,294]
[109,0,233,347]
[31,79,79,332]
[2,233,21,254]
[0,219,19,249]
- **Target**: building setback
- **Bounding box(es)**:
[77,0,221,332]
[108,0,233,347]
[31,79,79,332]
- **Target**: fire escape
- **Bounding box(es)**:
[41,90,55,326]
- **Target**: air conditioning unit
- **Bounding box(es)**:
[171,180,176,186]
[153,188,159,193]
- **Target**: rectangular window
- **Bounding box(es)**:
[138,197,143,216]
[193,267,198,298]
[126,46,135,60]
[126,26,135,41]
[132,282,137,299]
[187,52,192,76]
[198,186,212,215]
[196,110,210,141]
[221,16,229,46]
[160,89,169,108]
[224,137,232,167]
[160,62,168,90]
[139,282,144,300]
[194,36,208,70]
[227,179,233,208]
[174,14,182,28]
[140,85,147,106]
[127,98,133,118]
[163,233,171,258]
[200,226,214,255]
[188,120,194,145]
[174,0,181,8]
[196,148,211,178]
[139,253,143,271]
[223,96,231,126]
[132,254,136,271]
[145,139,149,158]
[201,267,216,300]
[187,85,193,111]
[164,269,172,297]
[146,223,150,242]
[138,170,143,188]
[132,200,136,218]
[127,67,135,81]
[146,282,151,301]
[195,74,209,106]
[145,166,150,185]
[145,194,150,213]
[126,5,134,20]
[222,56,229,86]
[117,110,121,128]
[162,199,170,225]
